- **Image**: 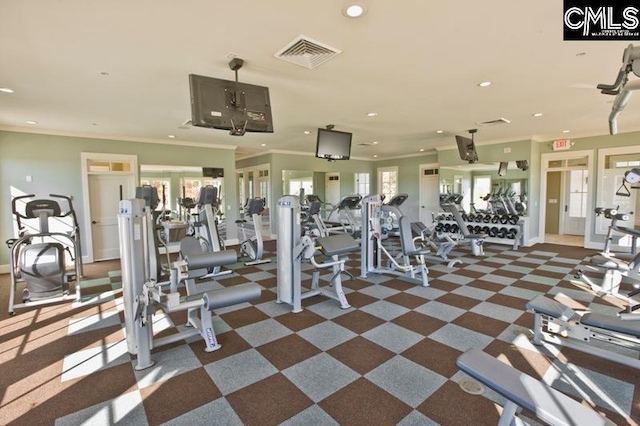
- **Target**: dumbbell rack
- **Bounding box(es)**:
[435,213,524,250]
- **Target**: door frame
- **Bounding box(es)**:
[418,163,439,224]
[81,152,138,263]
[538,149,594,247]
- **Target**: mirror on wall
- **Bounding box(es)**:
[282,170,314,200]
[140,164,226,236]
[440,161,529,216]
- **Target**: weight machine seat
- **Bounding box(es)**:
[590,254,631,272]
[316,233,359,257]
[525,295,580,322]
[399,216,431,257]
[456,349,615,426]
[527,295,640,337]
[465,234,486,240]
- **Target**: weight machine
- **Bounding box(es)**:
[276,195,359,312]
[360,195,430,286]
[118,198,261,370]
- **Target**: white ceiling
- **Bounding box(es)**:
[1,1,639,160]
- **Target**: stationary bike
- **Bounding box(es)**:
[237,197,270,265]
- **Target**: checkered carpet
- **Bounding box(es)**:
[1,239,638,425]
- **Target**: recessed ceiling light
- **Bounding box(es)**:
[372,141,379,145]
[0,87,14,93]
[343,4,367,18]
[478,81,492,87]
[168,135,176,138]
[532,112,543,117]
[419,148,425,152]
[366,112,377,117]
[304,130,311,135]
[436,130,444,134]
[373,154,378,158]
[261,143,267,147]
[26,120,38,125]
[563,130,571,133]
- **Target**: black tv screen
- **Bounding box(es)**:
[455,135,479,164]
[316,128,352,160]
[202,167,224,178]
[189,74,274,135]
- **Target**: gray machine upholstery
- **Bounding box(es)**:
[456,349,615,426]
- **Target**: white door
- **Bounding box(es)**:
[420,174,440,225]
[562,169,587,236]
[325,173,340,206]
[89,174,135,260]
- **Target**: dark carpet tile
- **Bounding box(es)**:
[275,309,326,332]
[257,334,322,371]
[189,330,252,365]
[391,311,447,337]
[436,293,481,310]
[327,336,395,375]
[226,373,314,426]
[319,378,412,425]
[417,380,501,426]
[219,306,269,329]
[331,310,386,335]
[384,292,428,309]
[401,338,462,378]
[141,367,222,426]
[452,312,510,338]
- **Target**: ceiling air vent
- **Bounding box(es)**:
[274,35,342,69]
[476,117,511,127]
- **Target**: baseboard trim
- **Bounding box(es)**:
[0,264,9,274]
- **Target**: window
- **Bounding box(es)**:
[354,173,370,196]
[378,167,398,200]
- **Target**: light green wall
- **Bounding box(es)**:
[374,153,439,220]
[0,130,237,265]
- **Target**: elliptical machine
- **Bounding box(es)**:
[6,194,83,315]
[236,197,270,265]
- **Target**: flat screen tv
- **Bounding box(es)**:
[189,74,274,136]
[202,167,224,178]
[315,128,352,161]
[498,161,508,176]
[455,135,479,164]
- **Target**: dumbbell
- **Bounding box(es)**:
[475,214,484,223]
[474,226,482,234]
[483,215,491,223]
[468,213,475,222]
[508,214,519,225]
[497,227,507,238]
[451,224,459,233]
[467,225,474,233]
[499,215,509,224]
[481,226,490,234]
[443,223,452,232]
[435,223,444,232]
[491,215,500,224]
[507,228,518,239]
[489,227,498,237]
[461,214,468,222]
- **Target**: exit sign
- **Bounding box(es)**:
[552,139,571,151]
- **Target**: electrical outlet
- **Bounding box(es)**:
[504,147,511,154]
[26,175,32,182]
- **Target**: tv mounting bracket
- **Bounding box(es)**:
[228,57,248,136]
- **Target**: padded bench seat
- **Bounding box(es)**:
[590,254,631,271]
[316,233,359,257]
[526,295,579,322]
[582,313,640,337]
[457,349,615,426]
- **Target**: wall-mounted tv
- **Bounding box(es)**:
[455,135,479,164]
[498,161,508,176]
[189,74,274,136]
[315,128,352,161]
